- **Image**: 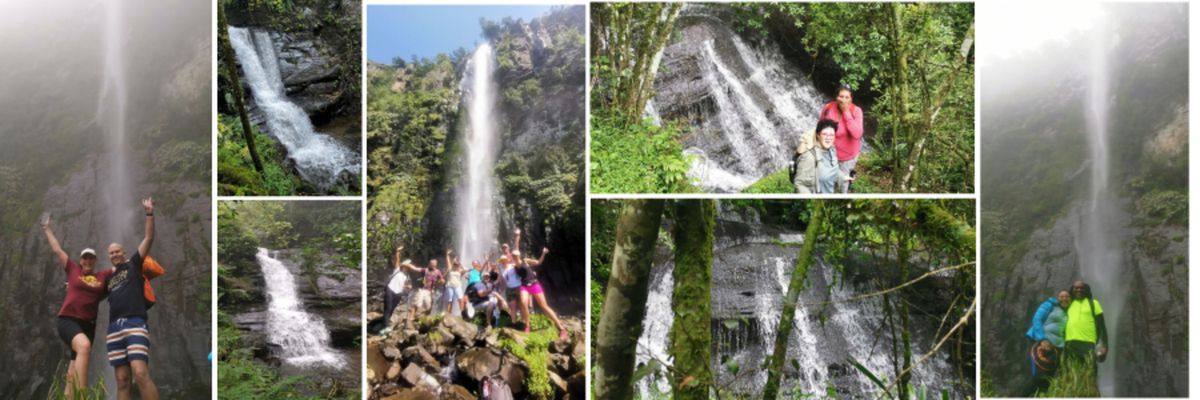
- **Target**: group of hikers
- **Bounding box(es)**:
[381,228,570,340]
[791,85,864,194]
[44,198,162,399]
[1019,280,1110,396]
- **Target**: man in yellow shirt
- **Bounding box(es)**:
[1064,280,1109,367]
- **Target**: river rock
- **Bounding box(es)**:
[387,361,402,381]
[383,389,438,400]
[497,353,528,395]
[440,384,476,400]
[548,371,568,396]
[456,348,502,382]
[368,340,388,383]
[548,353,571,375]
[402,362,439,391]
[442,316,479,343]
[402,345,442,372]
[567,370,585,399]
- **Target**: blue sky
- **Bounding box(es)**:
[367,5,557,64]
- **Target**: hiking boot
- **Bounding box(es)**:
[378,327,392,337]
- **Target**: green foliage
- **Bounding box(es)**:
[590,113,694,193]
[218,311,324,399]
[216,114,300,196]
[500,314,558,399]
[742,169,795,194]
[1134,189,1187,226]
[1040,356,1100,397]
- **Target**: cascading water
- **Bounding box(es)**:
[655,11,827,192]
[97,1,134,244]
[227,27,359,190]
[455,43,499,265]
[257,248,345,368]
[1077,17,1122,396]
[634,213,960,397]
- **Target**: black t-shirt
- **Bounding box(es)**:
[515,262,539,286]
[467,282,489,304]
[106,251,147,321]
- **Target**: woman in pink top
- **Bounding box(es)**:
[818,85,864,192]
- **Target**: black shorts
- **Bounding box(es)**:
[56,317,96,360]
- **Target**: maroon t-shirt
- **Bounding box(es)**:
[57,259,111,322]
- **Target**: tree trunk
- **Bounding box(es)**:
[896,22,974,191]
[890,3,910,186]
[594,199,665,399]
[762,200,825,399]
[218,3,265,176]
[897,230,913,399]
[669,199,715,398]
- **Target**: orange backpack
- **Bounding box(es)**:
[143,256,165,307]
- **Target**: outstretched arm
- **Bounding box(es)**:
[526,247,550,267]
[393,245,403,268]
[41,216,69,267]
[138,198,155,257]
[513,228,522,255]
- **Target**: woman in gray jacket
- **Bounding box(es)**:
[791,128,819,193]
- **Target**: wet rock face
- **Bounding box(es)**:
[0,152,211,398]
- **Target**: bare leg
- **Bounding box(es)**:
[115,365,132,400]
[519,290,532,328]
[533,293,566,332]
[131,359,159,400]
[67,333,91,396]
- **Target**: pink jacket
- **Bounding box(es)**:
[819,102,864,161]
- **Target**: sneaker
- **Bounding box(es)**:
[378,327,392,337]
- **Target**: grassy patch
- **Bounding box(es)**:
[590,113,695,194]
[742,169,794,194]
[1040,356,1099,397]
[500,314,558,399]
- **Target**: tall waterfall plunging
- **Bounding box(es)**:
[456,43,499,264]
[97,1,134,243]
[227,27,359,190]
[257,248,344,368]
[1078,21,1122,396]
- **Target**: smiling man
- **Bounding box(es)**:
[104,197,159,400]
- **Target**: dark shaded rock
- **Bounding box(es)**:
[567,370,585,400]
[440,384,476,400]
[456,348,501,382]
[548,371,568,396]
[442,316,479,343]
[403,345,443,372]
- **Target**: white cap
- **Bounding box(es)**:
[80,248,97,258]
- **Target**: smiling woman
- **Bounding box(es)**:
[0,0,212,398]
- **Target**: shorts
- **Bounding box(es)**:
[445,286,463,301]
[414,289,433,311]
[520,282,545,295]
[106,317,150,367]
[505,287,520,300]
[472,298,497,311]
[56,317,95,360]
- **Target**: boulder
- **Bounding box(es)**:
[548,371,568,396]
[367,340,389,383]
[386,361,402,381]
[382,389,438,400]
[455,348,501,382]
[440,384,476,400]
[497,352,528,395]
[567,370,586,400]
[402,345,443,372]
[548,353,571,375]
[402,362,439,391]
[442,316,479,343]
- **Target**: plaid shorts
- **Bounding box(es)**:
[106,317,150,367]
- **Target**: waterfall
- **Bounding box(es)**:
[634,216,959,397]
[227,27,359,190]
[658,16,827,192]
[1078,19,1122,396]
[257,248,344,368]
[634,260,675,394]
[97,1,134,244]
[455,43,499,264]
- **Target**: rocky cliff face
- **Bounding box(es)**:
[0,151,211,399]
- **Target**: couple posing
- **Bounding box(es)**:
[792,85,864,194]
[1020,280,1109,396]
[43,198,161,400]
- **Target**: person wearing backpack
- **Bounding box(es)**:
[1064,281,1109,372]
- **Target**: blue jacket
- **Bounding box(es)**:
[1025,297,1068,348]
[1025,297,1056,342]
